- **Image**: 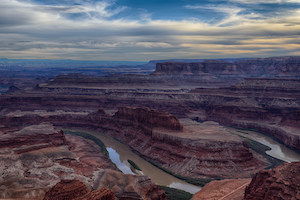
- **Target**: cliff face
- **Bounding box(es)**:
[0,123,66,153]
[152,56,300,77]
[114,106,183,131]
[190,78,300,151]
[43,180,115,200]
[0,123,166,200]
[152,60,238,75]
[0,108,269,180]
[244,161,300,200]
[192,178,251,200]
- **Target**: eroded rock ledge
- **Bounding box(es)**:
[152,56,300,77]
[244,161,300,200]
[114,106,183,131]
[0,123,166,200]
[0,107,269,181]
[43,180,115,200]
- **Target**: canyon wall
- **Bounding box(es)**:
[0,75,299,152]
[43,180,116,200]
[0,107,270,181]
[244,161,300,200]
[114,106,183,131]
[0,123,166,200]
[152,56,300,77]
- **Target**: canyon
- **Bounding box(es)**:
[0,56,299,199]
[0,123,166,199]
[192,161,300,200]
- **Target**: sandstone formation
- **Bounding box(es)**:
[114,106,183,131]
[152,56,300,77]
[152,60,239,76]
[43,180,115,200]
[0,123,166,200]
[192,178,251,200]
[244,161,300,200]
[0,123,66,154]
[0,108,270,180]
[1,56,300,199]
[43,180,90,200]
[107,114,268,179]
[190,78,300,151]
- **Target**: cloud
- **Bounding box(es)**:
[0,0,299,60]
[185,4,260,26]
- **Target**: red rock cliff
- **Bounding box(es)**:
[244,161,300,200]
[43,179,115,200]
[152,56,300,77]
[0,122,66,153]
[114,106,183,131]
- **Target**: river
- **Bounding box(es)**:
[226,127,300,163]
[70,126,300,195]
[78,130,202,194]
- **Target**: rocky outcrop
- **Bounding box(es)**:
[152,56,300,77]
[192,178,251,200]
[114,106,183,131]
[43,180,115,200]
[244,161,300,200]
[104,118,268,179]
[43,180,90,200]
[0,109,269,180]
[190,78,300,151]
[152,60,238,76]
[0,123,66,153]
[0,123,166,200]
[93,169,166,200]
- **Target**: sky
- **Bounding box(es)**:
[1,0,300,61]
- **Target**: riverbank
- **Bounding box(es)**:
[63,128,202,194]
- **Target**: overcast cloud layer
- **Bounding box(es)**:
[1,0,300,61]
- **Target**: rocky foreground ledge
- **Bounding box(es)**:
[43,180,115,200]
[244,161,300,200]
[0,123,166,200]
[192,161,300,200]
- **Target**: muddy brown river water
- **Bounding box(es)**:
[70,126,300,194]
[78,130,202,194]
[226,127,300,163]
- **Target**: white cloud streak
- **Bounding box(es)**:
[0,0,299,60]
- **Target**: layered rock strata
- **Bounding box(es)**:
[1,74,298,153]
[114,106,183,131]
[43,180,115,200]
[0,123,166,200]
[152,56,300,77]
[0,108,269,180]
[190,78,300,151]
[192,178,251,200]
[244,161,300,200]
[106,113,268,179]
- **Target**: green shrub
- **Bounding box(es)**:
[128,160,141,171]
[64,130,108,156]
[158,185,193,200]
